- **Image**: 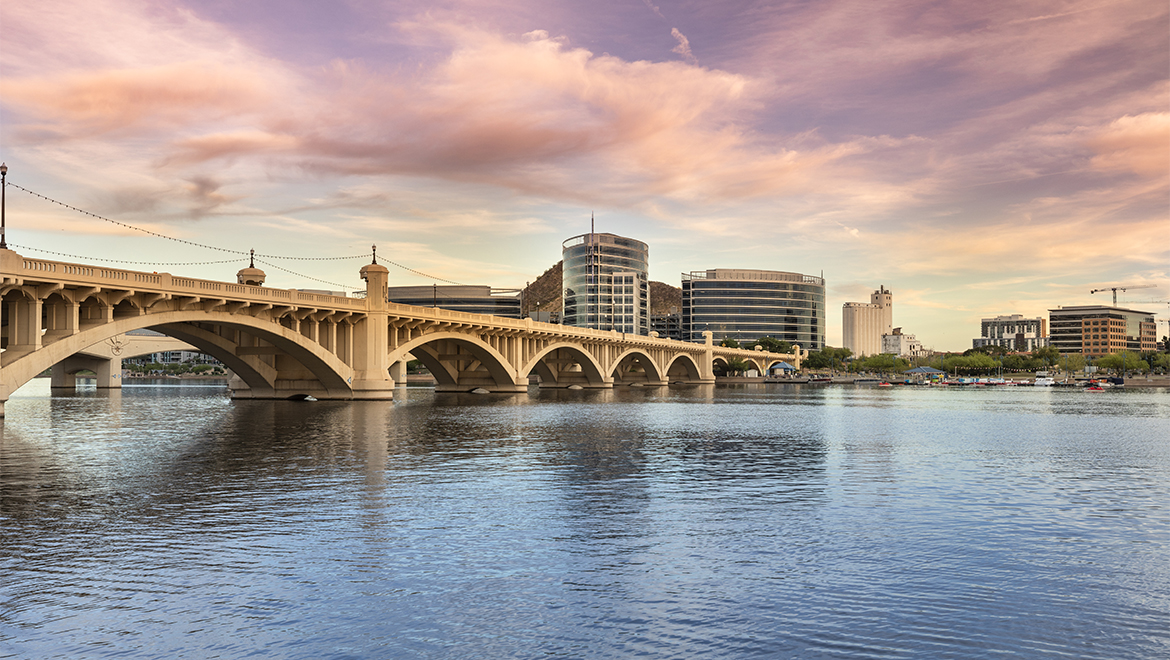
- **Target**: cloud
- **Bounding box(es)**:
[1088,112,1170,177]
[671,28,697,64]
[139,21,872,206]
[0,63,274,138]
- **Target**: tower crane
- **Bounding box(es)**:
[1090,284,1156,305]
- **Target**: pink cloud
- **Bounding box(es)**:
[149,22,865,204]
[1,62,273,137]
[1088,113,1170,177]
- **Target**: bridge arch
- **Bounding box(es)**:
[391,332,524,393]
[520,342,609,389]
[2,312,355,401]
[663,353,703,383]
[610,348,664,386]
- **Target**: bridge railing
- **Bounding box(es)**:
[11,254,367,311]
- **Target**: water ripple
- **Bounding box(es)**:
[2,381,1168,658]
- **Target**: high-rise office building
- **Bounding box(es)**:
[562,231,649,335]
[681,268,825,350]
[1048,306,1156,356]
[842,286,893,356]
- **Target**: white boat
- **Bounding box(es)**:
[1034,377,1055,386]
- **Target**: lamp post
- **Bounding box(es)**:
[1,162,7,249]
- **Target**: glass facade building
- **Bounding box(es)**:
[562,232,649,335]
[682,269,825,350]
[386,285,522,319]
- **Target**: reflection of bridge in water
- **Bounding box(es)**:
[0,248,801,417]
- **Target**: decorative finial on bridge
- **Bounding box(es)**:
[249,248,255,268]
[372,244,378,265]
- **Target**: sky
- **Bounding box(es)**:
[1,0,1167,351]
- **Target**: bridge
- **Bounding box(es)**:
[51,331,199,390]
[0,247,802,416]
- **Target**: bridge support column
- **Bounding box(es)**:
[351,261,394,400]
[701,330,717,382]
[50,355,123,390]
[389,360,406,385]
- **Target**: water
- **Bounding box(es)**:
[2,379,1168,659]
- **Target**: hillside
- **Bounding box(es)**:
[649,281,681,315]
[520,261,682,318]
[520,261,563,317]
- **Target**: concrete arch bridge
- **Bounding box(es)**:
[50,331,200,389]
[0,248,801,417]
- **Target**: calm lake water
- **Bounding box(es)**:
[2,379,1168,659]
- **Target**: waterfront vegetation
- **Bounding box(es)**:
[125,362,227,377]
[775,337,1168,377]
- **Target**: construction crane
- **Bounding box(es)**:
[1090,284,1156,305]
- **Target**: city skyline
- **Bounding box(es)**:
[1,0,1166,351]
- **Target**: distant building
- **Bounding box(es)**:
[386,285,522,318]
[881,328,927,358]
[562,231,650,335]
[842,286,893,357]
[972,314,1049,352]
[681,268,825,350]
[143,351,219,365]
[1048,305,1156,356]
[650,307,682,341]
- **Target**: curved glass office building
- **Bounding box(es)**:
[562,232,649,335]
[682,269,825,349]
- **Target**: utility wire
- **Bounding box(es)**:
[381,258,464,285]
[9,244,248,266]
[8,181,466,285]
[254,258,352,291]
[8,182,363,261]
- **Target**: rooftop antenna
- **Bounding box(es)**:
[591,212,595,236]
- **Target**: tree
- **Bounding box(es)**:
[855,353,908,374]
[965,345,1008,357]
[751,337,793,354]
[1058,354,1086,374]
[719,338,740,349]
[715,357,751,376]
[1094,351,1149,373]
[804,351,834,370]
[1150,352,1170,373]
[942,353,998,375]
[803,346,851,371]
[1032,345,1060,367]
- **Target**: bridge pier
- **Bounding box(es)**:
[389,360,406,385]
[50,354,122,390]
[348,261,395,400]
